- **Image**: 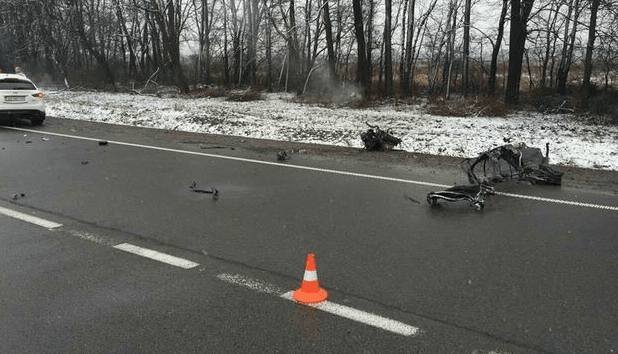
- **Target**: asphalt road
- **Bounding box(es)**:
[1,117,617,354]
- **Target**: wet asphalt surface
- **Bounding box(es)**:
[1,116,617,354]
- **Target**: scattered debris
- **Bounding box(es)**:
[81,161,89,165]
[360,122,402,151]
[404,194,421,204]
[41,137,49,141]
[189,181,219,200]
[277,149,292,161]
[199,145,227,149]
[98,140,108,146]
[12,193,25,200]
[427,182,496,211]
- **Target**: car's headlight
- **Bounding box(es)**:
[31,93,44,99]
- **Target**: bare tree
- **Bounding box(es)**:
[538,0,562,89]
[193,0,216,84]
[113,0,139,83]
[352,0,370,93]
[505,0,535,103]
[488,0,509,94]
[148,0,191,92]
[322,0,337,80]
[581,0,601,104]
[462,0,472,96]
[444,0,458,99]
[70,0,118,90]
[400,0,416,92]
[556,0,582,95]
[384,0,393,96]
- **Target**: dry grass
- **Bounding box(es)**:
[426,95,513,117]
[226,90,264,102]
[290,93,335,108]
[184,86,227,98]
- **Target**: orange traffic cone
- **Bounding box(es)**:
[293,253,328,304]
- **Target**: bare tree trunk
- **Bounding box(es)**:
[444,0,456,99]
[462,0,471,96]
[505,0,534,104]
[401,0,416,92]
[384,0,393,96]
[222,0,230,84]
[539,1,560,89]
[322,0,337,81]
[246,0,259,86]
[581,0,601,106]
[265,0,273,91]
[193,0,213,84]
[488,0,508,94]
[365,0,375,93]
[556,0,582,95]
[287,0,301,92]
[352,0,369,94]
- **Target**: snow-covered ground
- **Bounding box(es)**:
[44,89,618,171]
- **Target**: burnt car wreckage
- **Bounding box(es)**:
[359,124,564,211]
[427,143,564,210]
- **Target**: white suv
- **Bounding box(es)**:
[0,73,46,125]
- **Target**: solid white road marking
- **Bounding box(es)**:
[4,127,617,212]
[217,272,420,337]
[495,191,618,211]
[1,127,449,189]
[113,243,199,269]
[0,205,63,229]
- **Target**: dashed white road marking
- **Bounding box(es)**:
[217,272,420,337]
[0,205,63,229]
[4,127,617,212]
[279,291,420,336]
[113,243,199,269]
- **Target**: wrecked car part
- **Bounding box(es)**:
[427,182,496,211]
[12,193,25,200]
[461,143,563,186]
[189,181,219,200]
[277,149,292,161]
[360,123,402,151]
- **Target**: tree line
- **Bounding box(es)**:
[0,0,616,105]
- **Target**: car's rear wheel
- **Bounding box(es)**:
[30,113,45,126]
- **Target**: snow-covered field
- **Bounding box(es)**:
[44,89,618,171]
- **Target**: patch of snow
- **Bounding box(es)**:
[44,90,618,171]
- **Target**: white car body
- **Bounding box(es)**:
[0,73,46,125]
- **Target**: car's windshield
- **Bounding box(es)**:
[0,80,36,90]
